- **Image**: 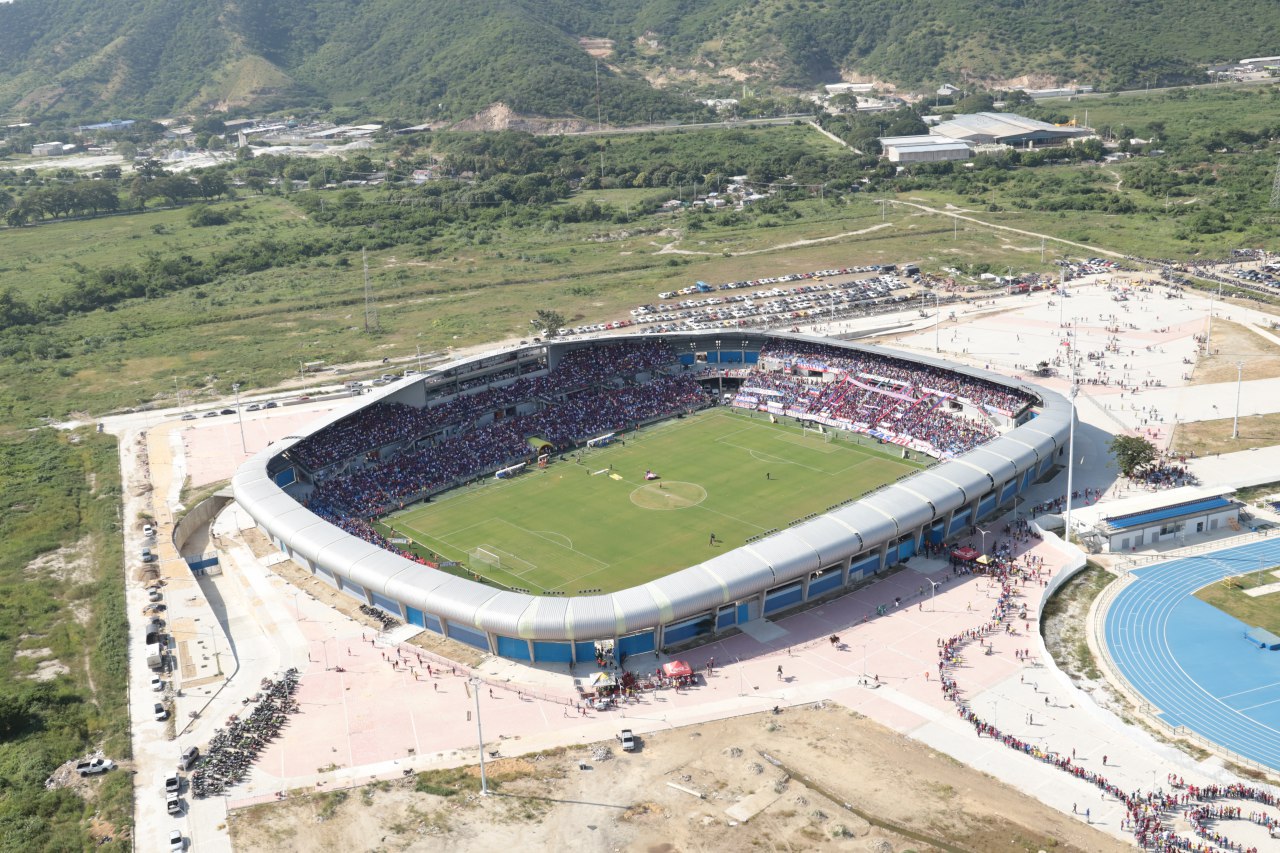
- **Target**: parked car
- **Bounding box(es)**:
[164,773,180,794]
[141,549,157,564]
[179,746,200,771]
[263,401,278,409]
[143,523,155,538]
[180,413,197,421]
[246,403,262,411]
[166,795,182,815]
[151,675,164,692]
[618,729,637,752]
[202,411,218,418]
[219,408,235,415]
[169,829,184,852]
[75,757,116,777]
[154,703,169,722]
[148,589,163,603]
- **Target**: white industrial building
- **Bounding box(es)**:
[930,112,1091,147]
[879,135,971,163]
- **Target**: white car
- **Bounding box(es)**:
[75,757,116,777]
[151,675,164,692]
[169,829,184,851]
[142,524,155,538]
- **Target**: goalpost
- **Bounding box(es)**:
[802,422,832,443]
[470,547,501,570]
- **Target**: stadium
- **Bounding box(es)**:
[232,331,1073,664]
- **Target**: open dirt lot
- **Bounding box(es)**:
[1195,318,1280,385]
[1172,412,1280,456]
[229,706,1125,853]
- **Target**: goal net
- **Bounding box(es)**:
[470,547,501,569]
[802,423,832,442]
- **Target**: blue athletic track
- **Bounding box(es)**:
[1103,537,1280,773]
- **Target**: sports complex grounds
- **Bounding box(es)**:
[381,409,925,594]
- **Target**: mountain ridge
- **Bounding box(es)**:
[0,0,1275,122]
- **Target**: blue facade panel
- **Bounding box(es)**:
[574,641,597,663]
[1022,468,1035,491]
[999,480,1017,504]
[425,613,442,634]
[340,580,366,602]
[617,630,656,657]
[808,572,842,597]
[764,582,803,614]
[720,351,743,363]
[927,521,946,545]
[717,605,737,630]
[678,353,696,365]
[664,613,715,645]
[406,606,425,628]
[737,603,750,624]
[496,635,531,660]
[371,591,400,616]
[532,640,573,662]
[897,538,916,561]
[745,351,759,364]
[978,495,998,518]
[949,509,972,537]
[447,620,488,650]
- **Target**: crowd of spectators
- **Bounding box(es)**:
[288,340,702,535]
[290,341,680,471]
[731,342,1031,457]
[1132,461,1198,490]
[936,558,1278,853]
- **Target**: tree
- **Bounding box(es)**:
[531,309,566,335]
[1110,434,1158,477]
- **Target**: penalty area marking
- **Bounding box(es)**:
[630,481,708,510]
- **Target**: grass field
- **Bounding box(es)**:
[380,409,924,594]
[1194,567,1280,635]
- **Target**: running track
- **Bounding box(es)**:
[1104,538,1280,773]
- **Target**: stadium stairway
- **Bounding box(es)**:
[376,623,426,647]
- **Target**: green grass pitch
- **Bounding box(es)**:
[380,409,926,594]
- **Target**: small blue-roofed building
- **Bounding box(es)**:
[1075,487,1241,553]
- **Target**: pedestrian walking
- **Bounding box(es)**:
[777,665,783,680]
[1102,754,1107,766]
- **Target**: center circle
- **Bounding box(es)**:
[629,480,707,510]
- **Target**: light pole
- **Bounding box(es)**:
[976,526,990,556]
[232,383,247,454]
[416,345,424,373]
[1207,282,1221,348]
[934,292,941,353]
[1232,361,1243,439]
[1064,367,1079,546]
[469,677,489,795]
[928,578,941,611]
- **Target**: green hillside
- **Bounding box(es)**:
[0,0,1276,121]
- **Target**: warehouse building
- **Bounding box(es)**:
[879,135,971,163]
[930,112,1091,147]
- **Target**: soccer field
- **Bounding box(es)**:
[382,409,925,594]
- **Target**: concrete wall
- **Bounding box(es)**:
[172,490,233,558]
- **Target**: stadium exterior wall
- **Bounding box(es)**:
[232,331,1073,663]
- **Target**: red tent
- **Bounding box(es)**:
[952,546,980,562]
[661,660,693,679]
